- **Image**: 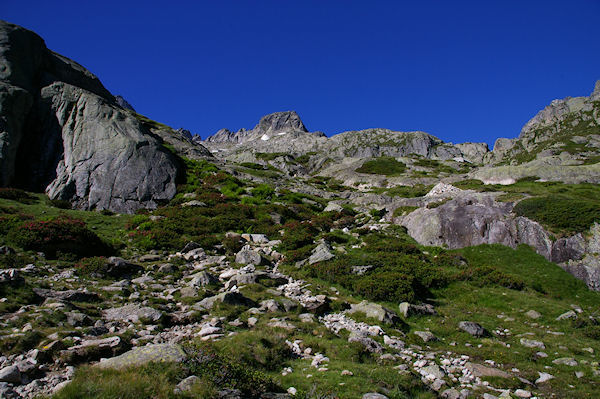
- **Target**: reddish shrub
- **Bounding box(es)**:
[8,217,112,258]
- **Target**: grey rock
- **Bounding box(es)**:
[241,234,269,243]
[525,310,541,319]
[414,330,437,342]
[60,336,123,364]
[440,389,461,399]
[235,248,262,265]
[228,271,270,286]
[179,286,199,298]
[401,193,553,259]
[307,241,335,265]
[98,343,186,369]
[260,299,282,312]
[324,202,344,212]
[552,234,586,263]
[422,364,445,379]
[106,257,143,278]
[455,142,490,164]
[216,388,244,399]
[65,311,91,327]
[114,95,135,111]
[458,321,488,337]
[189,271,218,287]
[139,254,161,262]
[552,357,578,366]
[157,263,177,274]
[514,389,532,398]
[0,268,22,284]
[280,298,299,312]
[175,128,193,140]
[520,338,545,349]
[205,111,308,145]
[362,393,388,399]
[0,366,21,384]
[535,372,554,384]
[193,292,256,311]
[348,332,384,353]
[0,21,209,213]
[32,288,98,302]
[348,300,400,325]
[464,362,510,378]
[556,310,577,321]
[351,265,374,275]
[175,375,201,392]
[181,241,201,253]
[398,302,436,318]
[102,304,163,323]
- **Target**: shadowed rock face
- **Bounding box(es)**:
[0,20,185,213]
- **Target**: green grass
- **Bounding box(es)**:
[255,152,291,161]
[356,157,407,176]
[53,363,183,399]
[379,184,433,198]
[513,195,600,235]
[455,244,594,301]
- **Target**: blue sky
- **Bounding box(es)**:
[3,1,600,147]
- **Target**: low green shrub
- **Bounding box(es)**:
[385,184,433,198]
[305,231,450,303]
[355,157,407,176]
[183,341,280,397]
[280,221,317,251]
[0,330,44,355]
[0,252,34,269]
[47,198,72,209]
[7,217,113,259]
[211,329,292,371]
[251,184,275,200]
[75,256,108,276]
[354,272,415,302]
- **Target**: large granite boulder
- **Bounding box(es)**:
[0,20,211,213]
[97,343,186,369]
[401,192,553,256]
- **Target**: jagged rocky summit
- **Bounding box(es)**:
[0,20,211,213]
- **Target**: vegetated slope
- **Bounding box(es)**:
[1,154,599,399]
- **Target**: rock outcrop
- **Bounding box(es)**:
[114,95,135,111]
[400,192,553,257]
[399,189,600,290]
[487,80,600,166]
[0,20,210,213]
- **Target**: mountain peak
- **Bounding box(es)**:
[255,111,307,134]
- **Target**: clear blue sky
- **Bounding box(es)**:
[3,1,600,147]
